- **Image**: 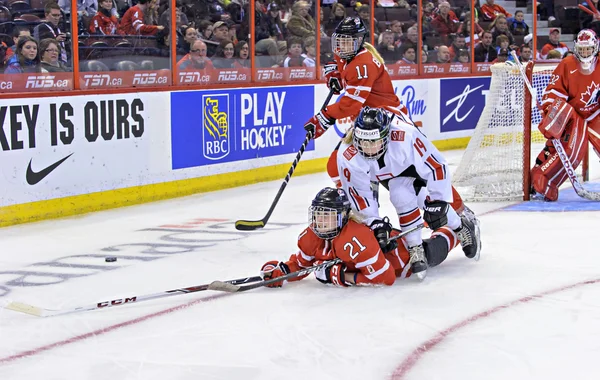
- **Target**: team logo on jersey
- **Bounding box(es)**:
[202,94,230,160]
[580,81,600,108]
[391,130,405,141]
[343,145,358,160]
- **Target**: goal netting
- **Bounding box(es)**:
[453,62,587,201]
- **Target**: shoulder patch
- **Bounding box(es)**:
[343,145,358,160]
[391,130,405,141]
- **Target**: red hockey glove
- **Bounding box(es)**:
[260,260,290,288]
[304,110,335,139]
[324,62,343,95]
[314,261,352,287]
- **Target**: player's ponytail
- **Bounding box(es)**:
[343,127,354,145]
[363,42,385,66]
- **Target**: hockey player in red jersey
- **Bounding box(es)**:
[260,187,464,288]
[533,29,600,201]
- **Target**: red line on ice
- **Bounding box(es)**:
[390,278,600,379]
[0,293,231,364]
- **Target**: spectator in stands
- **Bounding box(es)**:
[507,10,529,36]
[402,25,418,49]
[282,36,306,67]
[480,0,511,22]
[490,14,514,47]
[537,0,556,22]
[58,0,97,18]
[397,45,416,64]
[390,20,403,47]
[212,40,236,68]
[229,24,239,45]
[519,45,533,62]
[4,27,30,65]
[320,36,334,63]
[279,0,293,25]
[144,0,159,26]
[474,31,497,62]
[226,0,245,24]
[421,48,429,63]
[546,49,562,60]
[431,1,460,39]
[494,47,509,62]
[255,27,286,67]
[455,48,469,63]
[34,3,68,63]
[207,21,231,56]
[302,36,316,67]
[580,0,600,35]
[119,0,164,35]
[266,2,286,41]
[159,1,189,29]
[90,0,121,35]
[198,20,213,41]
[39,38,69,72]
[436,45,451,63]
[459,11,483,47]
[495,35,509,54]
[233,40,250,68]
[356,5,372,28]
[287,1,315,39]
[448,33,466,61]
[177,40,214,70]
[178,27,198,53]
[422,2,435,33]
[540,28,568,59]
[4,36,41,74]
[377,31,402,63]
[325,3,346,35]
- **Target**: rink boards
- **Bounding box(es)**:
[0,78,493,226]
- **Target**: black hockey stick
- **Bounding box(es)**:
[509,52,600,201]
[2,275,263,317]
[235,88,336,231]
[210,224,425,292]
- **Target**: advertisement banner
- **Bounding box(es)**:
[0,93,167,206]
[80,70,172,89]
[440,77,491,132]
[0,73,73,92]
[170,86,315,169]
[178,68,251,85]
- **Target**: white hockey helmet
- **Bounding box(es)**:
[574,29,599,70]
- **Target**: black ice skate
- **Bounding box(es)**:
[409,244,428,280]
[455,215,481,261]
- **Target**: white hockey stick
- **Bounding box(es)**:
[510,51,600,201]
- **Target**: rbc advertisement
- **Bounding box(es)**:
[170,86,314,169]
[440,77,491,132]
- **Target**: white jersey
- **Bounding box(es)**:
[337,114,458,246]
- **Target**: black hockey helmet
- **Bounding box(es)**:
[309,187,352,239]
[331,16,367,60]
[353,107,392,160]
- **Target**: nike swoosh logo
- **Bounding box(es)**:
[26,153,73,185]
[570,69,577,74]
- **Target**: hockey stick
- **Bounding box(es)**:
[510,52,600,201]
[210,223,425,292]
[2,275,263,318]
[235,88,336,231]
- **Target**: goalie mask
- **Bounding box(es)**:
[331,17,367,60]
[353,107,391,160]
[309,187,351,239]
[574,29,598,70]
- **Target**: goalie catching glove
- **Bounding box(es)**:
[304,110,335,139]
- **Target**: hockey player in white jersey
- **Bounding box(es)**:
[337,107,481,278]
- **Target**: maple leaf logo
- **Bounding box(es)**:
[580,81,600,107]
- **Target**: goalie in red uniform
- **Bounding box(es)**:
[260,187,468,288]
[533,29,600,201]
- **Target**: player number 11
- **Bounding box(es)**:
[355,65,368,80]
[344,236,367,259]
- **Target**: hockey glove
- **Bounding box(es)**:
[423,199,449,230]
[260,260,291,288]
[369,217,398,253]
[304,110,335,139]
[324,62,343,95]
[314,261,351,287]
[539,98,570,140]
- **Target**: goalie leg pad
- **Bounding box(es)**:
[538,98,574,140]
[587,117,600,157]
[531,113,587,201]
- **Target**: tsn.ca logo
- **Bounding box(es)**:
[217,70,247,81]
[179,72,210,83]
[289,69,315,79]
[257,69,283,80]
[132,72,168,85]
[82,74,123,87]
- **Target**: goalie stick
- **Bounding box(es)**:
[210,224,425,292]
[2,275,263,317]
[510,51,600,201]
[235,88,336,231]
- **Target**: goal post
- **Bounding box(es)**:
[453,61,588,201]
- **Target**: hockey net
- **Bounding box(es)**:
[453,62,588,201]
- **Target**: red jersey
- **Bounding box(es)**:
[326,47,401,121]
[283,220,412,286]
[90,11,120,35]
[541,55,600,121]
[540,42,569,59]
[118,5,159,36]
[480,3,511,21]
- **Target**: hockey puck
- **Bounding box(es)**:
[105,257,117,263]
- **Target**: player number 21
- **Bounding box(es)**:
[355,65,368,80]
[344,236,367,259]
